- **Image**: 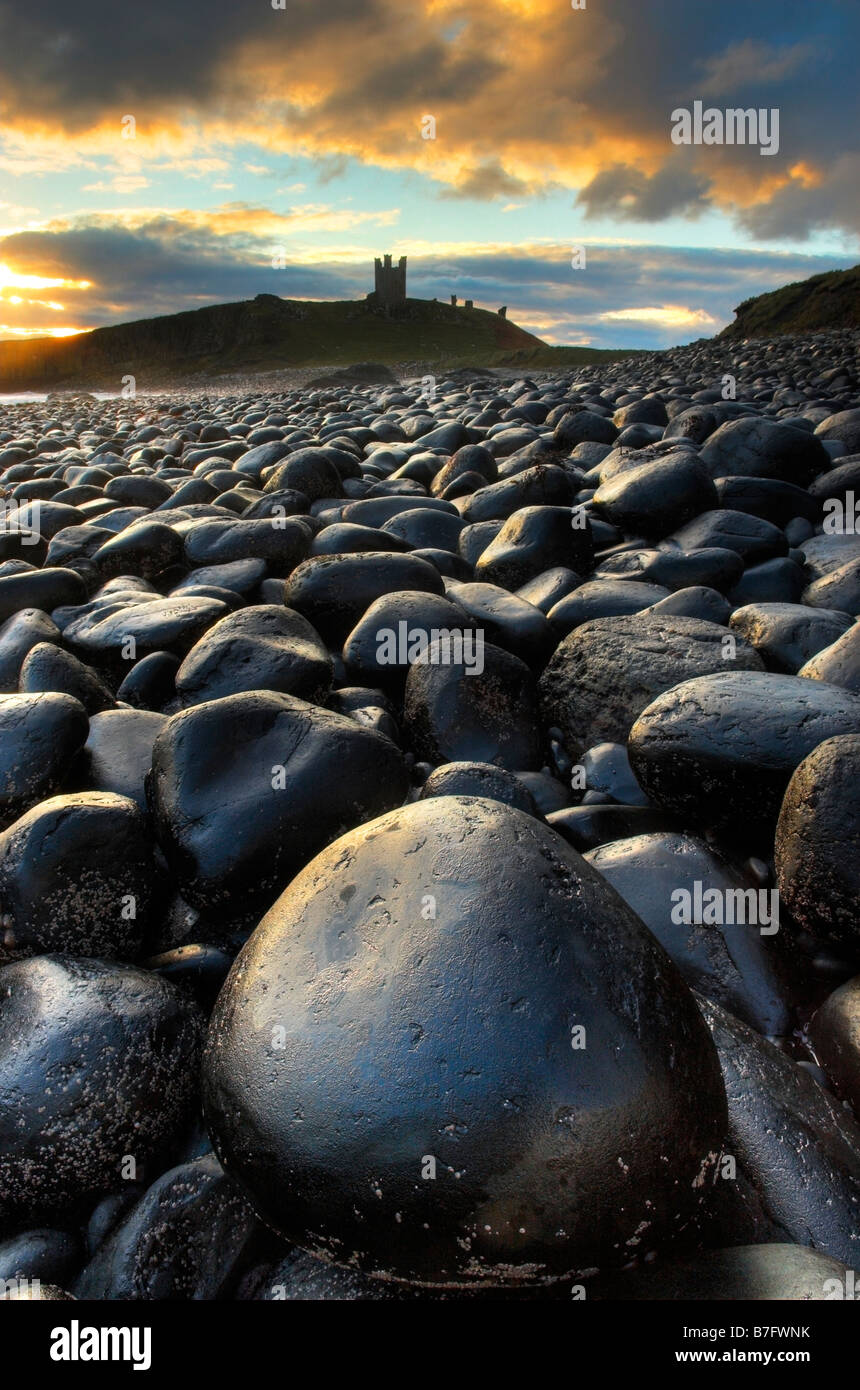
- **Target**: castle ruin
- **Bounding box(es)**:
[372,254,407,308]
[368,256,506,318]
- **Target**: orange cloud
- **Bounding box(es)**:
[0,0,848,235]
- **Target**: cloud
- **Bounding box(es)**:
[83,176,151,193]
[576,162,711,221]
[0,0,855,240]
[698,39,816,95]
[732,153,860,240]
[599,306,716,329]
[439,161,530,201]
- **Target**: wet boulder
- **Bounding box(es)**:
[286,553,446,646]
[0,609,61,693]
[0,692,89,829]
[799,621,860,691]
[74,709,166,812]
[418,761,539,815]
[148,691,410,918]
[667,510,788,565]
[539,613,762,755]
[0,956,202,1233]
[585,833,801,1035]
[697,996,860,1268]
[176,606,332,708]
[475,506,592,590]
[19,642,116,714]
[729,603,854,673]
[629,673,860,838]
[699,417,828,486]
[775,734,860,949]
[203,796,727,1288]
[342,591,475,694]
[592,453,717,537]
[73,1153,263,1300]
[403,640,543,770]
[0,791,155,961]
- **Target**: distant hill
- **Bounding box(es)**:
[0,294,633,390]
[719,263,860,340]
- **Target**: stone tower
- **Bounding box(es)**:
[373,254,407,307]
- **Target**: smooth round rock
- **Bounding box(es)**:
[403,640,543,770]
[93,521,185,581]
[0,567,87,625]
[799,621,860,691]
[593,454,717,537]
[585,833,801,1035]
[73,1153,262,1300]
[148,691,410,918]
[445,580,556,667]
[66,596,228,664]
[809,976,860,1115]
[203,796,727,1288]
[775,734,860,948]
[547,579,669,634]
[814,407,860,453]
[458,465,575,524]
[116,651,180,710]
[0,791,155,960]
[729,603,854,674]
[183,517,310,576]
[342,591,475,693]
[648,586,732,624]
[667,510,788,564]
[0,956,202,1232]
[418,761,539,815]
[0,609,61,693]
[75,709,166,811]
[803,556,860,616]
[697,995,860,1269]
[19,642,115,713]
[0,692,89,829]
[546,804,678,852]
[699,417,828,486]
[475,506,592,590]
[286,553,446,646]
[630,673,860,837]
[539,614,763,754]
[176,605,332,708]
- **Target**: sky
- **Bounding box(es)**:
[0,0,857,350]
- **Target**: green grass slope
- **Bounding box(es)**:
[719,264,860,340]
[0,294,634,390]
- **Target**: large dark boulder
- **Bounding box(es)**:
[204,796,727,1289]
